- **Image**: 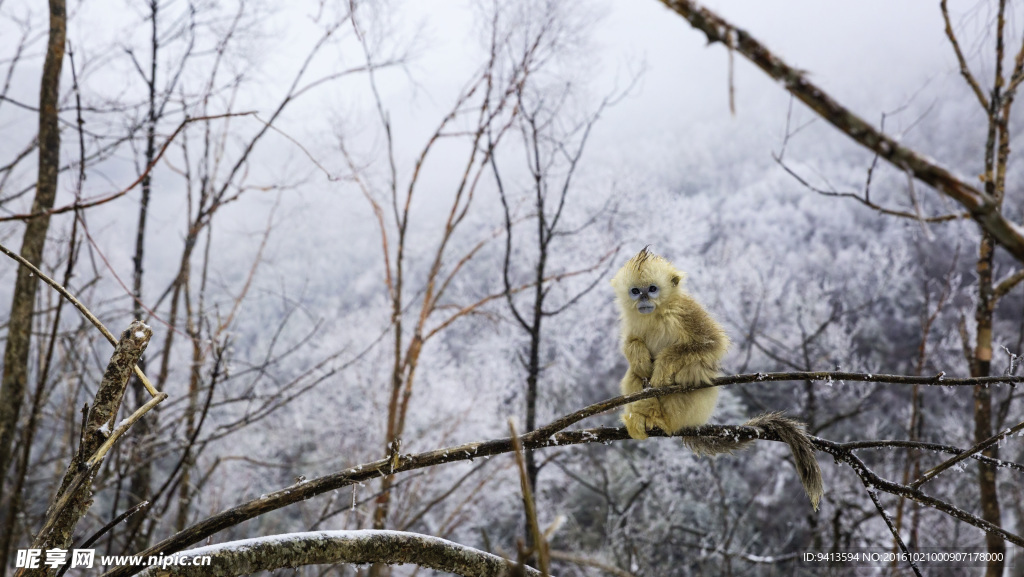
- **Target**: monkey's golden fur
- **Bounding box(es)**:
[612,248,824,510]
[611,249,728,437]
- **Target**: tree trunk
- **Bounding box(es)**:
[522,255,544,558]
[0,0,66,498]
[973,233,1004,577]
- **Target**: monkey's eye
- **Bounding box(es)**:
[630,288,641,295]
[648,285,658,294]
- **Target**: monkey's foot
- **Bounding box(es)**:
[622,400,662,440]
[623,412,649,440]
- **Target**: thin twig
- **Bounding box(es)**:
[851,452,923,577]
[29,393,167,551]
[911,417,1024,488]
[840,439,1024,474]
[56,501,150,577]
[772,153,966,223]
[940,0,991,112]
[510,420,548,576]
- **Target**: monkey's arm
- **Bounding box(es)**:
[620,370,662,440]
[650,342,724,388]
[620,337,660,440]
[621,337,659,418]
[650,306,728,388]
[622,336,653,380]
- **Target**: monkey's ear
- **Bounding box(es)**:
[671,275,681,286]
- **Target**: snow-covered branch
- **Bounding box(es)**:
[135,530,537,577]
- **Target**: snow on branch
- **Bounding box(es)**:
[135,530,537,577]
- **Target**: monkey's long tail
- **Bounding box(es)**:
[684,412,824,510]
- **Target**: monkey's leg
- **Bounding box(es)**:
[656,387,720,433]
[620,371,661,440]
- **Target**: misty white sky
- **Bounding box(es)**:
[386,1,951,151]
[0,1,973,200]
[595,1,951,155]
[0,0,991,305]
[324,0,958,181]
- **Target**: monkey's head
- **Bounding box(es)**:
[610,247,684,316]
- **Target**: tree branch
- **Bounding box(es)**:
[818,437,1024,547]
[940,0,990,113]
[135,530,537,577]
[911,417,1024,488]
[994,268,1024,301]
[25,322,155,571]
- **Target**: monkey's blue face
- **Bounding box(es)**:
[629,284,659,314]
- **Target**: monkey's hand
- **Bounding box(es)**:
[648,360,672,388]
[620,371,660,439]
[623,337,653,380]
[622,399,662,440]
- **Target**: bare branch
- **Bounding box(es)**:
[820,438,1024,548]
[940,0,990,112]
[994,268,1024,301]
[840,439,1024,474]
[912,417,1024,488]
[847,451,923,577]
[510,420,549,575]
[27,323,157,557]
[135,531,535,577]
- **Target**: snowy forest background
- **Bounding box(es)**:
[2,0,1024,575]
